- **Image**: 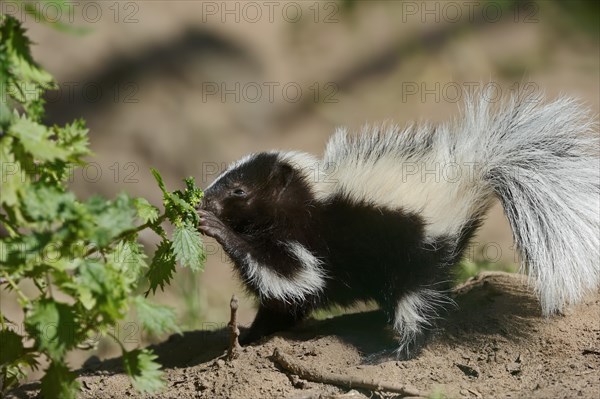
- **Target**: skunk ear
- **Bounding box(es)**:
[270,163,295,201]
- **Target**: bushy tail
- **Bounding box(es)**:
[462,92,599,315]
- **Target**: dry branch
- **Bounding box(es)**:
[272,348,427,398]
[227,294,242,360]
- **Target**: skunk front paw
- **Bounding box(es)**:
[197,210,230,244]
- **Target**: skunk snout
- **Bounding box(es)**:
[198,191,221,214]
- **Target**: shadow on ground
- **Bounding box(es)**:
[94,272,542,372]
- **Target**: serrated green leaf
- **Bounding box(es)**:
[181,176,204,208]
[122,348,165,394]
[20,182,76,223]
[0,136,23,206]
[172,223,205,272]
[111,240,147,285]
[2,351,39,392]
[25,300,79,361]
[150,168,167,196]
[1,232,52,273]
[170,192,198,215]
[170,177,203,226]
[134,197,159,224]
[85,194,136,248]
[146,240,176,295]
[9,116,69,161]
[0,78,11,125]
[40,361,80,399]
[0,16,54,87]
[55,118,90,159]
[76,260,129,322]
[133,296,181,336]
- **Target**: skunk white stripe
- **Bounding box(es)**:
[244,241,326,304]
[319,124,494,238]
[276,151,323,194]
[206,153,259,191]
[393,289,454,356]
[207,151,321,193]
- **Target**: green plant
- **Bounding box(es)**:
[0,12,206,397]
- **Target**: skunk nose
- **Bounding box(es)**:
[198,195,220,213]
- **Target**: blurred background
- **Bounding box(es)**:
[2,0,598,372]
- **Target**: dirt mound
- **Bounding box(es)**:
[10,273,600,398]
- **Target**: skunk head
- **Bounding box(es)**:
[201,152,318,234]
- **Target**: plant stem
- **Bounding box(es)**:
[107,331,126,352]
[45,272,53,299]
[1,272,29,305]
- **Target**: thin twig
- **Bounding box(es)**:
[272,348,427,398]
[45,272,53,299]
[227,294,242,360]
[107,331,126,352]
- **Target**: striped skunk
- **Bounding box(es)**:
[198,92,599,358]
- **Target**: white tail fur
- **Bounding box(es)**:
[320,91,599,315]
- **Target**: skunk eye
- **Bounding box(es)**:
[232,188,247,197]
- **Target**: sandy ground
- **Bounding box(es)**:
[9,272,600,399]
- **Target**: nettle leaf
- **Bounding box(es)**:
[40,361,80,399]
[55,119,90,159]
[170,192,199,224]
[179,177,204,208]
[9,116,68,161]
[77,260,129,322]
[133,296,181,337]
[85,194,136,248]
[2,351,39,393]
[25,300,79,361]
[0,136,23,206]
[0,49,12,127]
[122,348,165,394]
[146,240,176,295]
[172,222,205,272]
[150,168,168,196]
[134,197,159,224]
[1,232,53,273]
[111,240,147,285]
[0,16,53,87]
[20,182,76,223]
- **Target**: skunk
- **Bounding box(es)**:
[197,92,599,357]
